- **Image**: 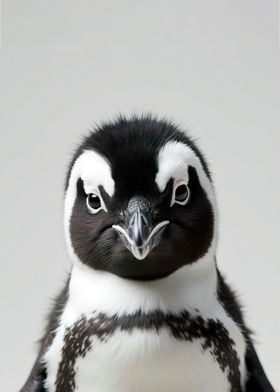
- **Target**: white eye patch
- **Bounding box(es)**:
[155,141,216,210]
[64,150,115,258]
[65,150,114,219]
[77,151,115,197]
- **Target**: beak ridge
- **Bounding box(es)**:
[112,206,169,260]
[128,207,151,247]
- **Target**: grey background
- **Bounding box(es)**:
[1,0,279,390]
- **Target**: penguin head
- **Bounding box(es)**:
[64,116,217,280]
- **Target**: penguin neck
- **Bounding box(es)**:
[67,245,218,317]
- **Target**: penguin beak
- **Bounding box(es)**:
[112,199,169,260]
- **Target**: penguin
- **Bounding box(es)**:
[20,115,274,392]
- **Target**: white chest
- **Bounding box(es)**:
[44,311,246,392]
[43,263,247,392]
[46,325,236,392]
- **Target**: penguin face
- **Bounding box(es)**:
[65,117,216,280]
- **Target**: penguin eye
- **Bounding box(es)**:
[86,193,102,214]
[172,183,190,206]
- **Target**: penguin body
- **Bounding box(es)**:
[21,116,274,392]
[43,264,246,392]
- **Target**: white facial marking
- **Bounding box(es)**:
[64,150,115,263]
[156,141,218,245]
[156,141,216,209]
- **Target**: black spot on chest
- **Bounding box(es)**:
[55,310,242,392]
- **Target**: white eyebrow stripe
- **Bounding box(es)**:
[155,141,216,211]
[64,150,115,263]
[78,150,115,196]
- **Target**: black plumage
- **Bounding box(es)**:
[21,115,274,392]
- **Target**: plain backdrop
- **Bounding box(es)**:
[1,1,279,391]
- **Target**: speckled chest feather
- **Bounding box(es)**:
[45,311,244,392]
[43,265,246,392]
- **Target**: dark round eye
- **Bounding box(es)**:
[86,193,102,213]
[174,184,190,205]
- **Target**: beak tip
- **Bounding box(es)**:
[131,245,151,260]
[112,219,169,261]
